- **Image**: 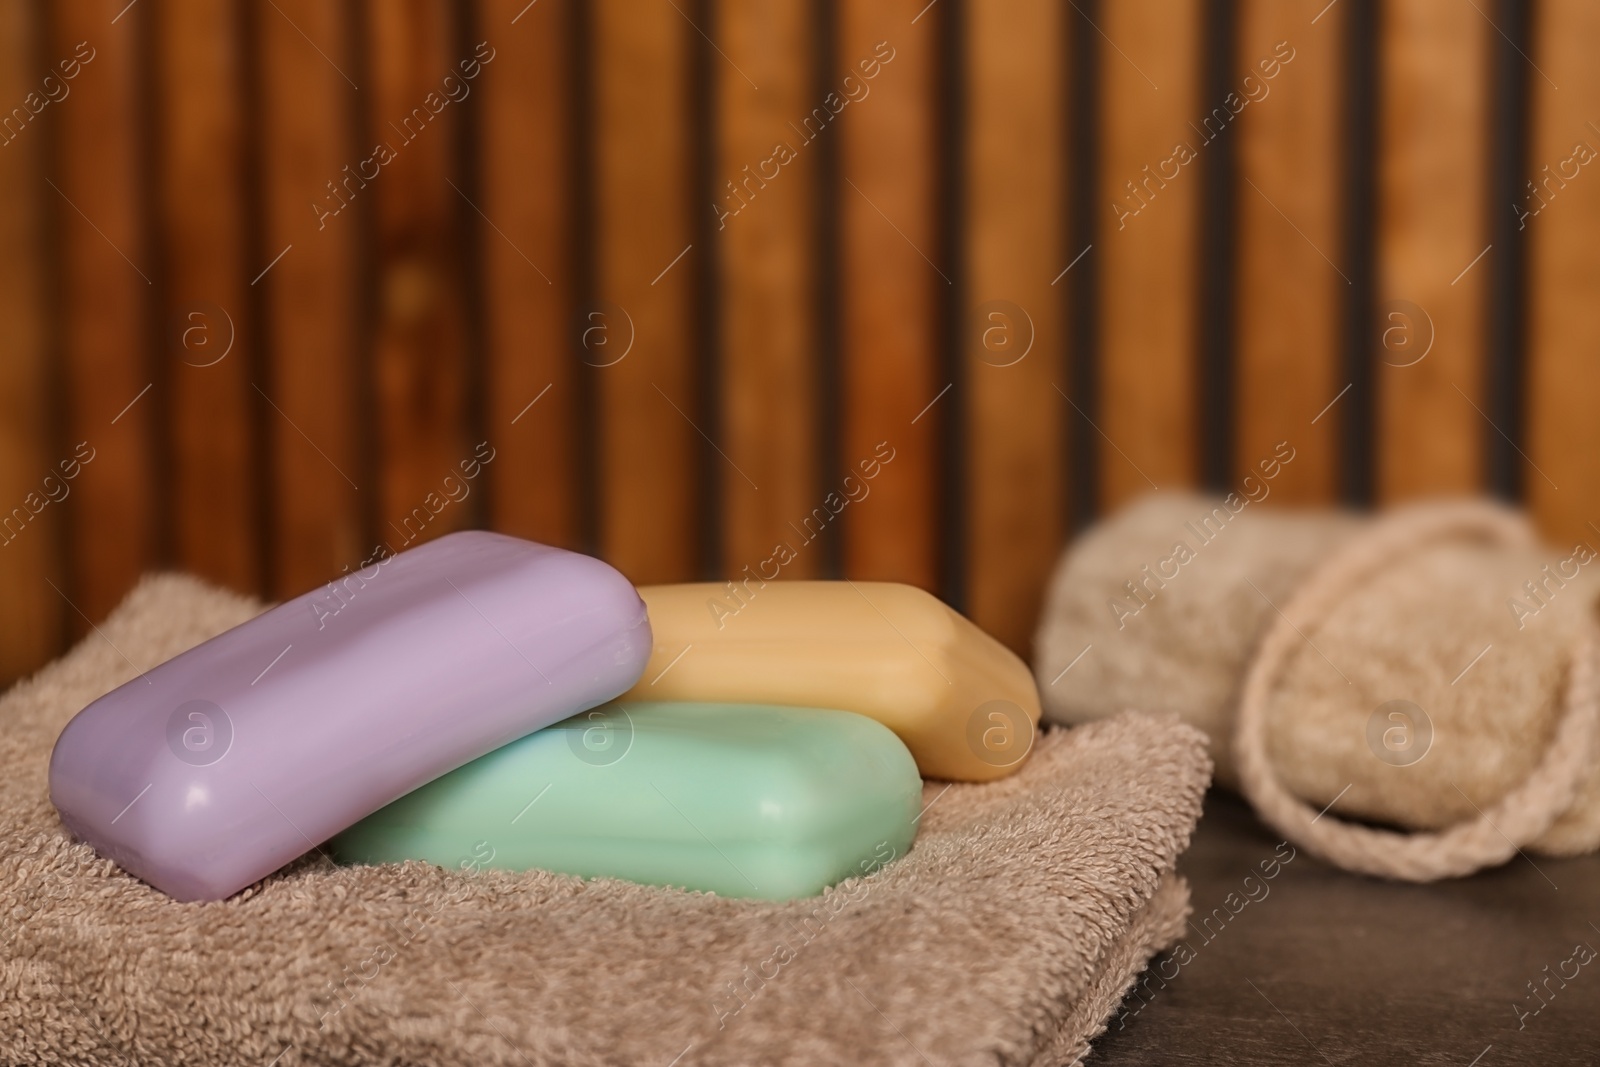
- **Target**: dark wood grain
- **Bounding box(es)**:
[365,0,472,554]
[1374,0,1489,502]
[478,0,581,552]
[257,0,362,596]
[1095,0,1202,512]
[591,0,701,585]
[51,0,160,632]
[0,0,63,679]
[1089,792,1600,1066]
[1525,0,1600,550]
[838,0,941,593]
[154,0,261,593]
[715,0,820,579]
[965,0,1067,655]
[1233,1,1345,503]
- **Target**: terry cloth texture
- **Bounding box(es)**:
[2,574,1211,1067]
[1035,491,1600,859]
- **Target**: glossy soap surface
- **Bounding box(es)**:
[332,701,922,900]
[622,581,1042,781]
[49,531,652,902]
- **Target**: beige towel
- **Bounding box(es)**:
[1,574,1210,1067]
[1035,491,1600,861]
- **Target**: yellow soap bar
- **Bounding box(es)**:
[623,581,1041,781]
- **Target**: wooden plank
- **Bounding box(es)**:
[1085,794,1600,1066]
[1525,0,1600,546]
[365,0,472,554]
[1374,0,1490,500]
[478,0,580,551]
[1233,2,1344,502]
[592,0,700,584]
[51,0,159,630]
[257,0,362,596]
[1096,0,1203,512]
[0,0,63,681]
[155,0,261,594]
[838,0,940,591]
[714,0,818,578]
[966,0,1067,655]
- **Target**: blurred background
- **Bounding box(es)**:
[0,0,1594,686]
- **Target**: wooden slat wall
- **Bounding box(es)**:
[965,0,1067,654]
[367,0,473,553]
[52,1,158,632]
[1233,0,1345,501]
[479,0,581,552]
[1526,0,1600,547]
[0,0,61,680]
[838,1,942,593]
[155,0,260,594]
[1095,0,1203,513]
[257,0,362,596]
[4,0,1600,683]
[591,0,700,585]
[716,0,820,578]
[1374,0,1490,501]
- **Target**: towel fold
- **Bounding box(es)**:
[2,573,1210,1067]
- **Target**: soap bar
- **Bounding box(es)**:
[49,531,652,902]
[332,701,921,900]
[621,582,1041,781]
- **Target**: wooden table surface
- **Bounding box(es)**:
[1088,792,1600,1066]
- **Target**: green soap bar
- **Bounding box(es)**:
[331,701,922,900]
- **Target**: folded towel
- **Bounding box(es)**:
[1035,491,1600,880]
[2,574,1210,1067]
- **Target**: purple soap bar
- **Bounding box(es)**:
[49,531,651,902]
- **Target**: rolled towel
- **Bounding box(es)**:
[1035,491,1600,876]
